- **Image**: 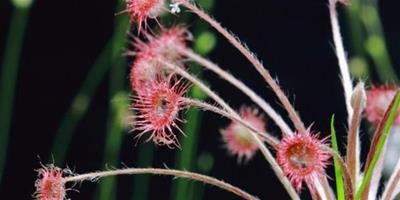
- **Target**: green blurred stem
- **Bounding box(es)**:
[346,0,398,83]
[361,0,399,83]
[330,115,345,200]
[345,0,371,81]
[193,152,214,200]
[131,144,154,200]
[172,61,206,200]
[97,91,127,200]
[97,1,129,200]
[193,176,206,200]
[0,6,30,182]
[50,0,129,165]
[173,103,204,200]
[345,0,365,56]
[50,41,112,165]
[172,2,215,199]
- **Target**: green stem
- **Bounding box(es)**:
[131,144,154,200]
[330,115,345,200]
[50,41,112,165]
[0,5,30,182]
[50,0,129,165]
[361,0,399,83]
[97,91,128,200]
[97,1,129,200]
[171,2,216,198]
[193,152,214,200]
[345,0,365,56]
[173,103,204,200]
[345,0,371,81]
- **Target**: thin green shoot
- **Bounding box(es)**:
[330,115,345,200]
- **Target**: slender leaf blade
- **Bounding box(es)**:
[331,115,345,200]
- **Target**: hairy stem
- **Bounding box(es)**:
[180,48,293,136]
[189,98,337,200]
[329,0,354,125]
[176,0,305,133]
[184,98,279,148]
[320,176,334,200]
[161,60,279,146]
[64,168,257,200]
[97,1,130,198]
[160,60,300,200]
[346,82,365,189]
[50,41,112,164]
[381,156,400,200]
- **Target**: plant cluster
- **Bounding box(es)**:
[33,0,400,200]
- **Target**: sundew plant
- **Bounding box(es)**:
[1,0,400,199]
[31,0,400,199]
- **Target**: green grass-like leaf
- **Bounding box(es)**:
[331,115,345,200]
[355,91,400,200]
[0,6,30,182]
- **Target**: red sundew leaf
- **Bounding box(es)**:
[35,165,66,200]
[220,106,266,163]
[276,129,330,194]
[365,85,399,126]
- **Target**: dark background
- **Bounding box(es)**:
[0,0,400,199]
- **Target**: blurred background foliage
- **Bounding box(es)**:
[0,0,399,199]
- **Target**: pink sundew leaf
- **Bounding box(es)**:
[220,106,266,163]
[276,129,330,195]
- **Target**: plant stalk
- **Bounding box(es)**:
[64,168,258,200]
[176,0,306,133]
[0,5,31,182]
